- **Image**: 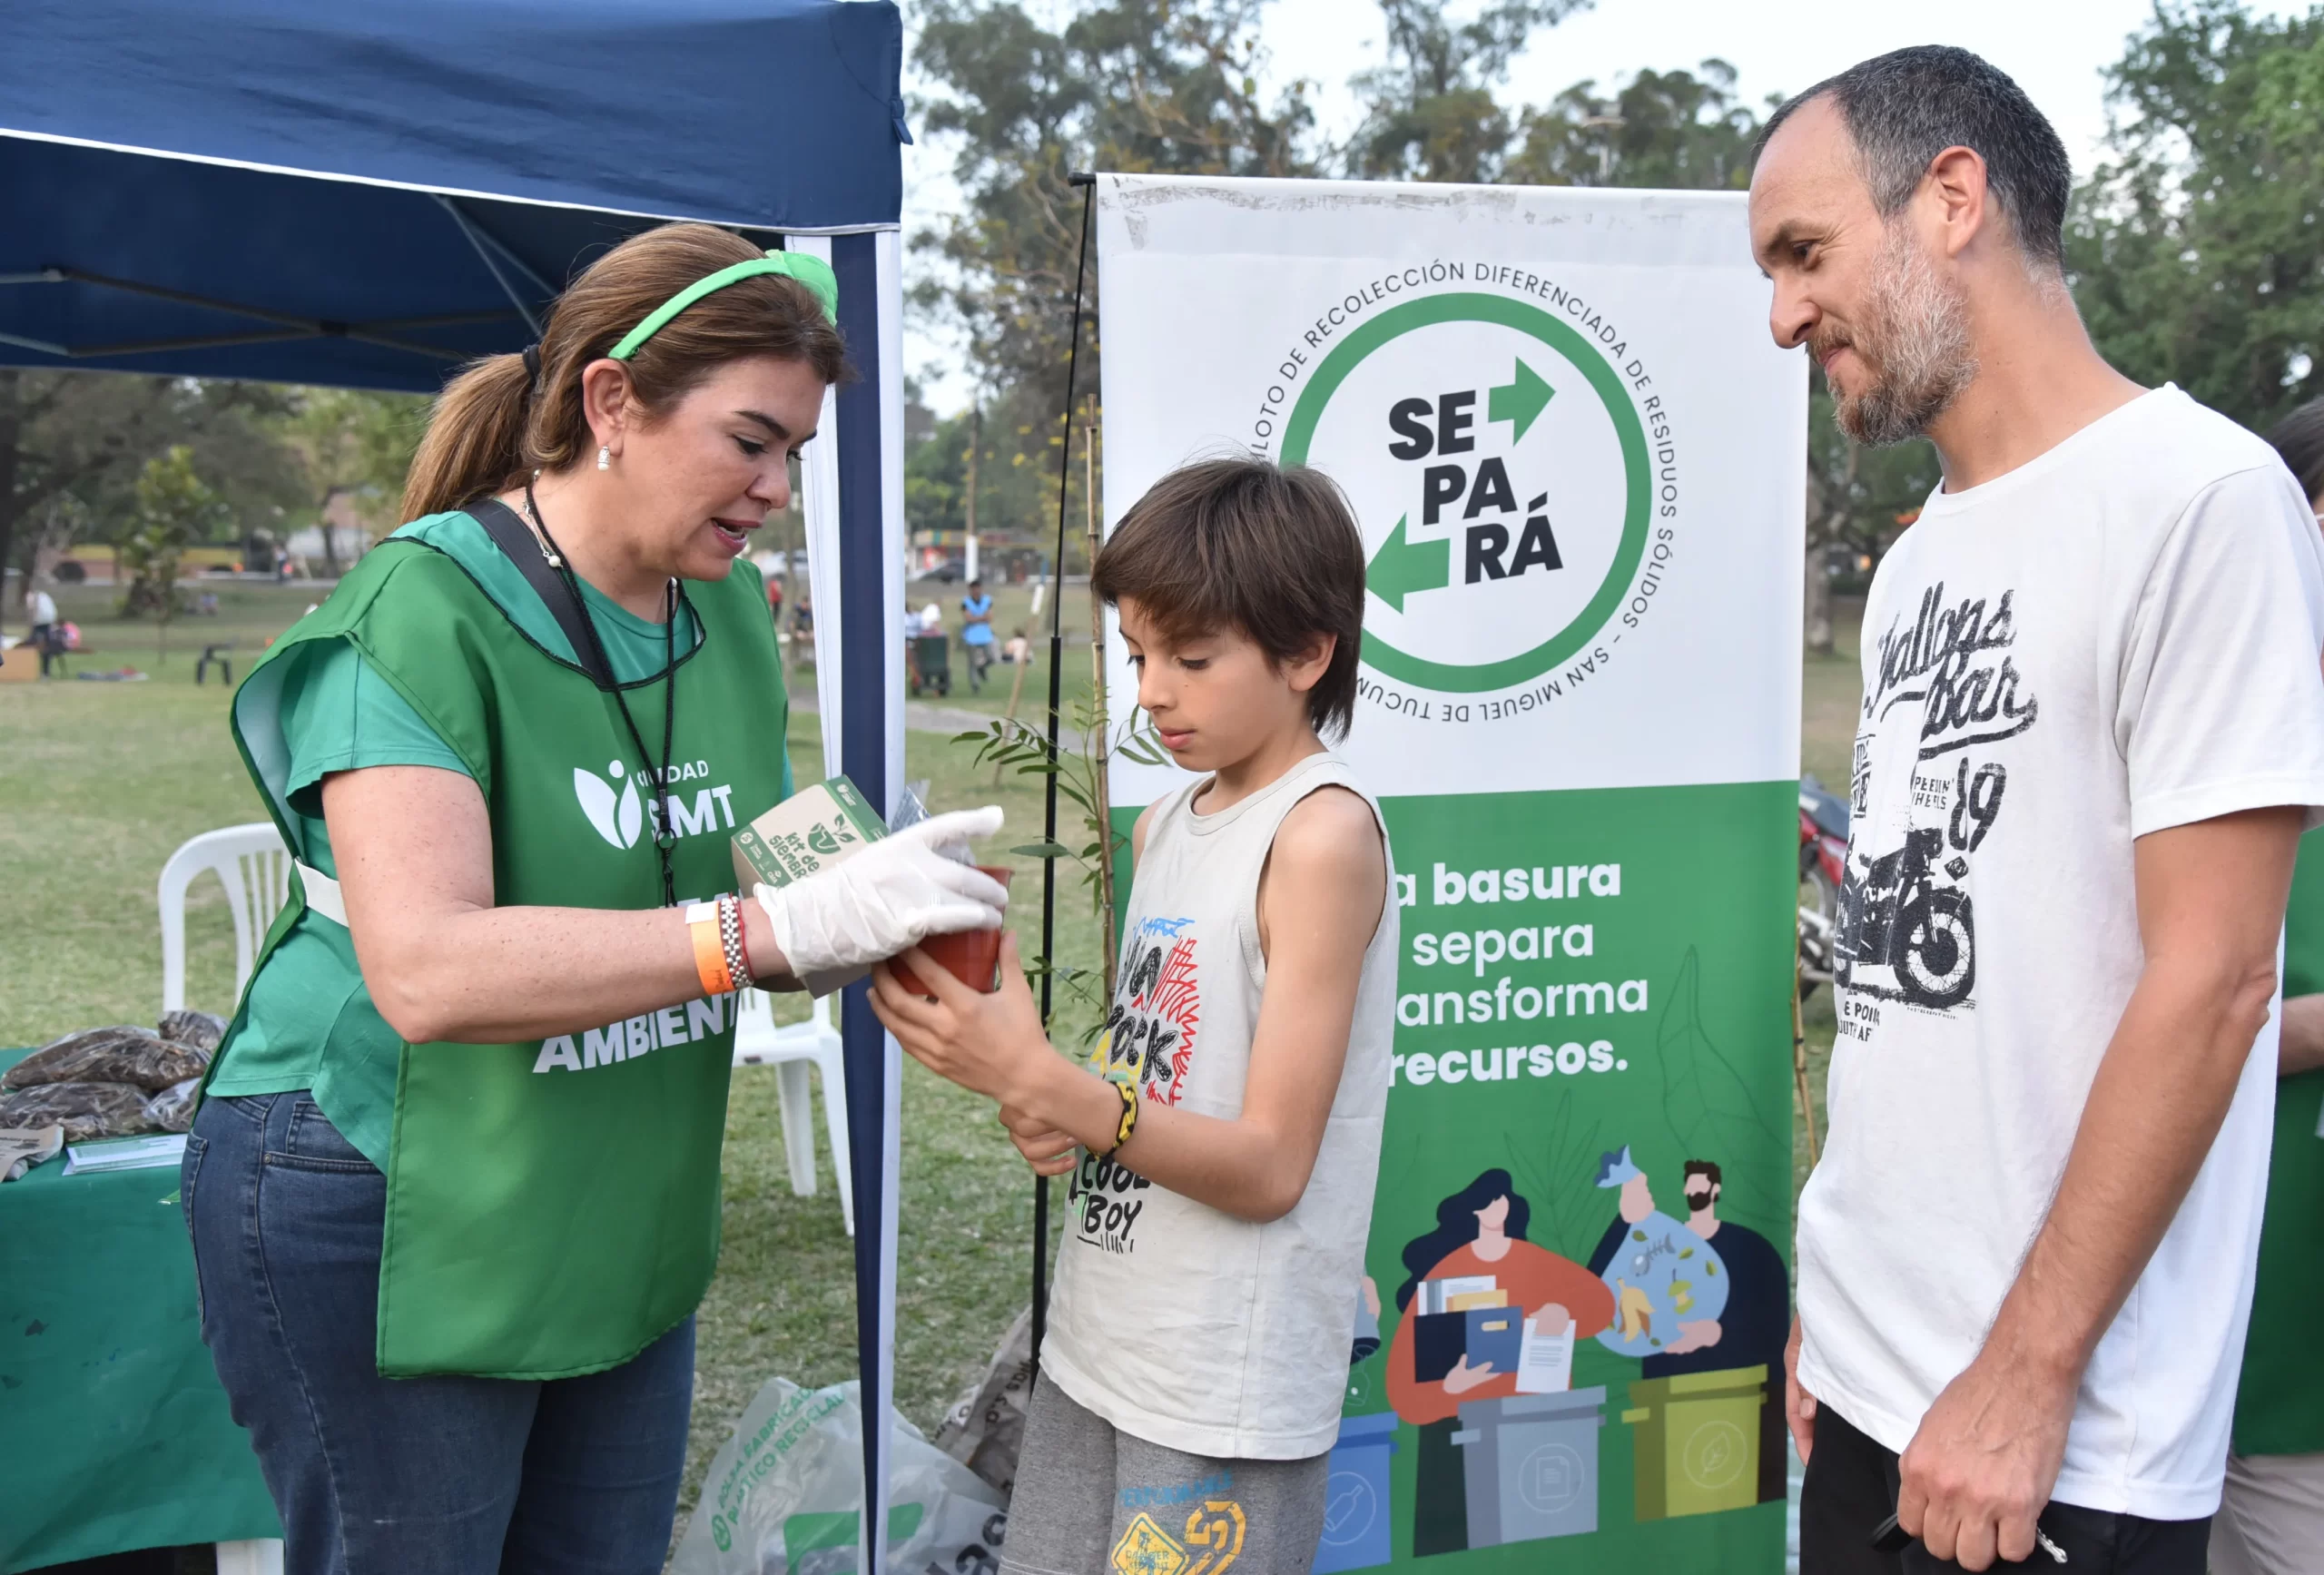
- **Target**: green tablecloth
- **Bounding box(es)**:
[0,1049,280,1572]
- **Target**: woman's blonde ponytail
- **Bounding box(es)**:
[396,223,848,525]
[399,351,536,521]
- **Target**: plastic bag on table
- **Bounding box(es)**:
[144,1077,204,1134]
[932,1308,1035,1497]
[672,1379,1007,1575]
[4,1026,208,1092]
[158,1009,230,1054]
[0,1081,156,1141]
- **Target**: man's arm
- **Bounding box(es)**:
[2279,992,2324,1076]
[872,786,1387,1223]
[1897,804,2302,1570]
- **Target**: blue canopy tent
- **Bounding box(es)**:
[3,0,914,1564]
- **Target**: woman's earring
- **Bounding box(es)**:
[596,446,611,471]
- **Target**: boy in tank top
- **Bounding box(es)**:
[872,457,1397,1574]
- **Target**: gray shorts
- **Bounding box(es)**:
[2210,1450,2324,1575]
[1000,1374,1330,1575]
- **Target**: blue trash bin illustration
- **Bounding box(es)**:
[1313,1412,1399,1572]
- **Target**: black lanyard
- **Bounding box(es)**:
[516,480,683,908]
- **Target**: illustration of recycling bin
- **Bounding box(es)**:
[1621,1364,1767,1521]
[1312,1411,1399,1572]
[1451,1387,1607,1547]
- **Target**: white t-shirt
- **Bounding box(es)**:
[1042,752,1399,1460]
[29,590,56,625]
[1796,387,2324,1521]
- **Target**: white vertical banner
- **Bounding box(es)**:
[1094,174,1807,1573]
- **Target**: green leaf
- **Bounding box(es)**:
[1010,841,1076,860]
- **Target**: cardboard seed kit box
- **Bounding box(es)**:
[732,776,888,891]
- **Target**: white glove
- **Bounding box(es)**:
[755,807,1009,996]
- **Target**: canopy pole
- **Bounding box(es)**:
[1033,172,1096,1369]
[433,195,547,336]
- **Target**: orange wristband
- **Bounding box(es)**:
[686,901,734,995]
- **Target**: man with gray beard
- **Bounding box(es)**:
[1751,46,2324,1575]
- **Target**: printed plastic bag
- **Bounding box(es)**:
[672,1379,1007,1575]
[0,1081,155,1141]
[143,1077,204,1134]
[4,1026,208,1093]
[158,1009,230,1054]
[932,1309,1035,1497]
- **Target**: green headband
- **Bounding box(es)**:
[607,251,839,360]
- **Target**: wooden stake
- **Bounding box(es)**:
[1084,398,1117,1003]
[1792,979,1819,1168]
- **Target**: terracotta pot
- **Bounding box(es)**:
[892,865,1013,994]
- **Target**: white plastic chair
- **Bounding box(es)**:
[159,822,293,1013]
[730,989,853,1235]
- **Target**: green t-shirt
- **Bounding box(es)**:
[206,511,791,1159]
[2230,830,2324,1456]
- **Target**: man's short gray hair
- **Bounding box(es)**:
[1758,45,2073,270]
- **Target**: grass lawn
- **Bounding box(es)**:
[0,577,1862,1544]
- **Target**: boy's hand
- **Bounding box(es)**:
[1000,1104,1080,1176]
[870,930,1054,1107]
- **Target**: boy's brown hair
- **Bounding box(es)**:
[1093,456,1366,741]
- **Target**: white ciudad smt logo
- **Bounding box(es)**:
[576,759,645,850]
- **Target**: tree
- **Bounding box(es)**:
[118,444,231,657]
[1347,0,1590,183]
[0,370,304,610]
[2070,0,2324,432]
[1505,59,1760,190]
[913,0,1321,422]
[271,387,428,573]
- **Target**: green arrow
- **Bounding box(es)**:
[1368,514,1449,613]
[1488,357,1554,443]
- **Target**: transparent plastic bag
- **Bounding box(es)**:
[4,1026,208,1093]
[157,1009,230,1054]
[0,1081,154,1141]
[672,1379,1007,1575]
[143,1077,203,1134]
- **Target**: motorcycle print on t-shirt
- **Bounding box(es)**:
[1836,581,2036,1014]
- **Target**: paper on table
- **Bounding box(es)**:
[1514,1316,1577,1394]
[62,1133,188,1175]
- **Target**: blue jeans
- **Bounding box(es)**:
[182,1092,694,1575]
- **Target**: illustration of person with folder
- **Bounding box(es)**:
[1385,1169,1614,1556]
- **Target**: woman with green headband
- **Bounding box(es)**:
[183,221,1007,1574]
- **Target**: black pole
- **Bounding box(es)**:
[1034,171,1097,1367]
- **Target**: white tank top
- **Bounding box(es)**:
[1041,750,1398,1460]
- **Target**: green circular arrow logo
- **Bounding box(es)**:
[1282,292,1651,694]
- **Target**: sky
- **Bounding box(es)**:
[900,0,2303,411]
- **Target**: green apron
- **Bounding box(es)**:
[227,523,789,1379]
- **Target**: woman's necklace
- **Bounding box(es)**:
[521,479,683,907]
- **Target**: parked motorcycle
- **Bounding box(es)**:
[1797,775,1849,998]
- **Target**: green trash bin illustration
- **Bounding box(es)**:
[1620,1364,1766,1521]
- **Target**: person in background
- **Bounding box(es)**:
[1755,47,2324,1573]
[960,577,995,693]
[1003,625,1030,666]
[2211,395,2324,1575]
[26,584,59,676]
